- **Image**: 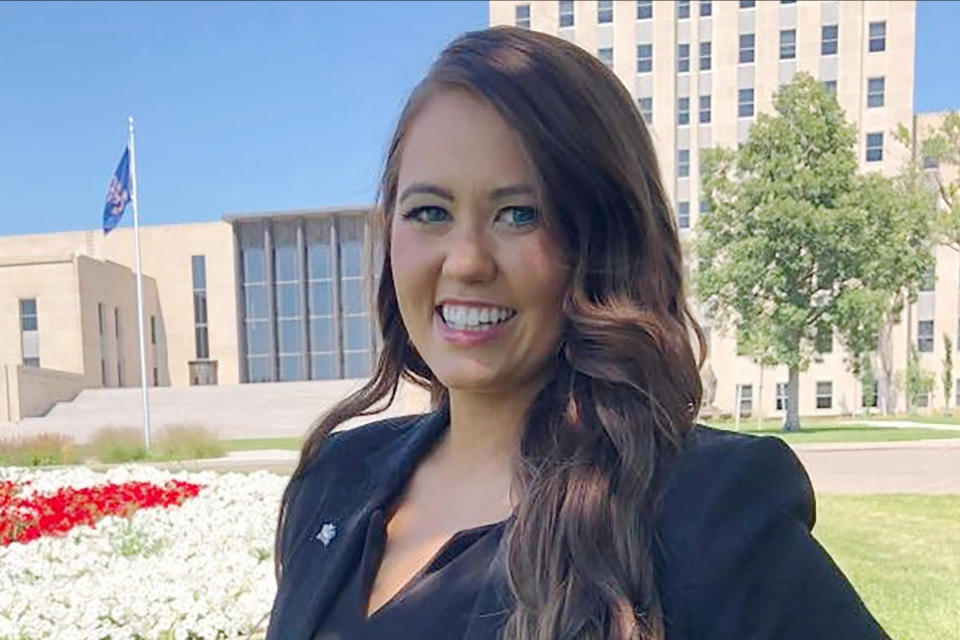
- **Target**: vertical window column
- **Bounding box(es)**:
[192,255,210,361]
[19,298,39,367]
[114,307,123,386]
[339,216,372,378]
[240,224,270,382]
[307,219,337,380]
[273,223,304,381]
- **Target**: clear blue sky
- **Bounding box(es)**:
[0,0,957,237]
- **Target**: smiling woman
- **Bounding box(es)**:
[268,26,891,640]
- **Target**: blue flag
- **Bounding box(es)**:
[103,147,131,234]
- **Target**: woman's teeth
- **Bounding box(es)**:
[440,304,516,331]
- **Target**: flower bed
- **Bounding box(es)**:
[0,465,288,640]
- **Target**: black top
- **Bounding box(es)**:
[268,410,891,640]
[313,507,507,639]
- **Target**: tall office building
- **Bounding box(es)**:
[490,1,922,419]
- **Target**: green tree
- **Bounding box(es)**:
[898,343,935,414]
[942,333,953,413]
[895,111,960,250]
[695,72,934,431]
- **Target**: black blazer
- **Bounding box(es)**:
[267,410,890,640]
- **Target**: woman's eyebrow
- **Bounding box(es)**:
[489,183,535,201]
[398,182,454,204]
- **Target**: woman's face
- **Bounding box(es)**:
[390,88,568,398]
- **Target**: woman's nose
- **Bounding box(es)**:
[441,225,497,284]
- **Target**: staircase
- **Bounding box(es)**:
[2,379,431,444]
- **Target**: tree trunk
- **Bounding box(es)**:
[784,365,801,432]
[878,312,896,415]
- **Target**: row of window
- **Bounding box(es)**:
[626,37,888,75]
[640,90,885,163]
[710,373,959,416]
[517,1,888,56]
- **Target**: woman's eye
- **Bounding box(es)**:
[401,206,451,224]
[497,206,540,229]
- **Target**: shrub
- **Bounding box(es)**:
[88,427,148,463]
[0,433,79,466]
[153,424,225,461]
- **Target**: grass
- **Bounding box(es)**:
[0,434,79,466]
[702,421,960,444]
[814,494,960,640]
[81,426,226,464]
[222,437,304,452]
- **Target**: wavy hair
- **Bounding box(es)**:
[278,26,706,640]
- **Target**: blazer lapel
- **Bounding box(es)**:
[270,407,450,640]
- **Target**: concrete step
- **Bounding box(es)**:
[2,379,431,444]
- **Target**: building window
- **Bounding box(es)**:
[339,216,373,378]
[239,224,270,382]
[867,76,885,108]
[678,149,690,177]
[19,298,39,367]
[700,1,712,17]
[559,0,574,28]
[781,0,796,4]
[677,0,690,19]
[598,47,613,69]
[598,0,613,23]
[699,198,711,215]
[823,80,838,95]
[150,315,156,345]
[192,254,210,360]
[780,29,796,59]
[699,94,711,123]
[114,307,123,386]
[921,261,935,291]
[923,155,939,170]
[822,24,838,55]
[815,323,833,354]
[637,0,652,20]
[273,223,304,382]
[866,132,883,162]
[739,33,755,64]
[955,378,960,409]
[678,43,690,72]
[918,320,934,353]
[816,381,833,409]
[306,219,337,380]
[740,0,755,7]
[677,201,690,229]
[638,96,653,124]
[738,384,753,417]
[869,21,886,52]
[678,97,690,125]
[776,382,788,411]
[738,88,754,118]
[699,41,712,71]
[153,367,159,386]
[515,4,530,28]
[637,44,653,73]
[863,379,879,408]
[98,302,107,385]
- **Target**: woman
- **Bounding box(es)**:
[267,26,889,640]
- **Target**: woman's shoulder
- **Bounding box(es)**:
[656,422,814,539]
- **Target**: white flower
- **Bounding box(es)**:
[0,465,289,639]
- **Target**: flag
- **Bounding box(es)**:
[103,147,131,234]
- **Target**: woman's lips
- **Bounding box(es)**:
[433,308,514,347]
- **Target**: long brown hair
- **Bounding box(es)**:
[279,26,706,640]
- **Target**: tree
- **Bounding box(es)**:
[898,343,935,414]
[943,333,953,414]
[695,72,934,431]
[894,111,960,251]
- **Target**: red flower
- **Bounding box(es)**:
[0,479,203,546]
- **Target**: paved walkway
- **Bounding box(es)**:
[119,438,960,495]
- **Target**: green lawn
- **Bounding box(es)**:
[702,422,960,444]
[814,494,960,640]
[223,437,304,451]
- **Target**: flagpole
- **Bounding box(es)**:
[128,116,152,451]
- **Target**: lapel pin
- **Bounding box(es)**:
[316,522,337,547]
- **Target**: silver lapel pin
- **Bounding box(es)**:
[316,522,337,547]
